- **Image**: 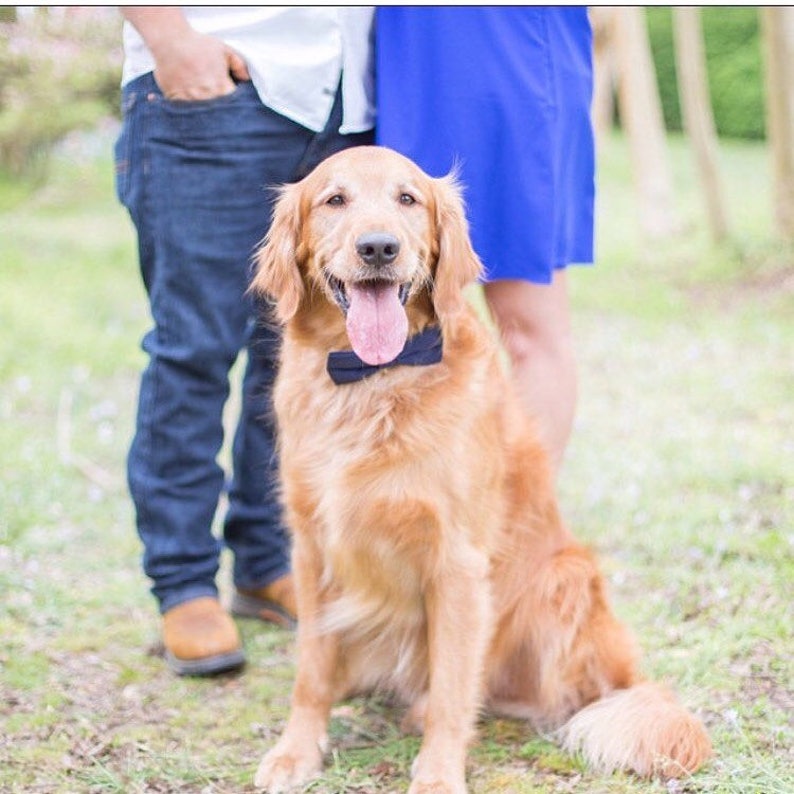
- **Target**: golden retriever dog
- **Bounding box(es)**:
[250,146,711,793]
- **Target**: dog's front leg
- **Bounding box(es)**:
[409,547,491,794]
[254,539,338,792]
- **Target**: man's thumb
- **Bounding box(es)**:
[226,49,250,82]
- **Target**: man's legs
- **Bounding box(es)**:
[483,271,577,474]
[119,74,373,674]
[120,75,314,673]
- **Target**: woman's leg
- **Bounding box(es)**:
[483,272,577,474]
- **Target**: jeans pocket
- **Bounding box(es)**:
[158,80,252,115]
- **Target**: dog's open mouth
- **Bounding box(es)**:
[327,275,411,366]
[328,276,411,313]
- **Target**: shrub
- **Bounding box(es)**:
[0,9,122,179]
[646,7,766,140]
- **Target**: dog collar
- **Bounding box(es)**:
[327,326,443,385]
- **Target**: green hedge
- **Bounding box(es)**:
[0,12,122,179]
[646,7,765,140]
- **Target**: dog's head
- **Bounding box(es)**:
[252,146,482,366]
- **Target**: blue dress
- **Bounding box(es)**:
[376,7,594,284]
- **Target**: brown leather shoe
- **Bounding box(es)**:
[231,574,297,629]
[161,596,245,676]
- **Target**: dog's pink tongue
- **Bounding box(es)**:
[345,282,408,366]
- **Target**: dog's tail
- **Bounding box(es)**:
[557,681,712,778]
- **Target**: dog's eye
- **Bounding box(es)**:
[399,193,417,206]
[326,194,345,207]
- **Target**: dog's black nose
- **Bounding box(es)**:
[356,232,400,267]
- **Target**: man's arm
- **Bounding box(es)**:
[120,6,249,100]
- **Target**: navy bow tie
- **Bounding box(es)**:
[327,326,443,385]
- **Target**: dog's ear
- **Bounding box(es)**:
[431,174,484,319]
[251,183,305,323]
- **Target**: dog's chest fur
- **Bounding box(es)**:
[273,316,508,644]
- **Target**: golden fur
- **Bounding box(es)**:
[250,146,711,793]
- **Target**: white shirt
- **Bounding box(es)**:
[121,6,375,134]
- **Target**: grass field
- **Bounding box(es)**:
[0,130,792,793]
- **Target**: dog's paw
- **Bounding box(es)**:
[253,743,324,792]
[409,752,467,794]
[407,781,467,794]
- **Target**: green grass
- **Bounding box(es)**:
[1,130,792,793]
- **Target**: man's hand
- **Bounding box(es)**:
[121,7,250,100]
[153,28,250,100]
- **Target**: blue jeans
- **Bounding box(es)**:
[115,73,373,613]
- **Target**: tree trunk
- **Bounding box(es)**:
[612,6,679,238]
[761,7,794,241]
[590,7,617,142]
[673,7,730,243]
